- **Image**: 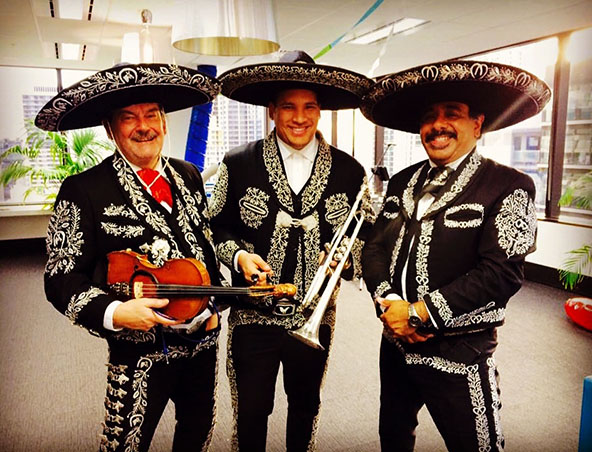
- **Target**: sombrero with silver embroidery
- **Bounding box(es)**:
[35,63,221,131]
[361,60,552,133]
[219,50,373,110]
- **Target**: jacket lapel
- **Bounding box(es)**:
[423,150,484,219]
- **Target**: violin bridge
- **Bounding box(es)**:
[133,281,144,298]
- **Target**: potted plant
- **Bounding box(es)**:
[0,121,113,209]
[558,170,592,331]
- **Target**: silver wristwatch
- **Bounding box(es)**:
[408,303,423,328]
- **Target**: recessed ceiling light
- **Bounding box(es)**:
[61,43,81,60]
[56,0,84,20]
[348,18,428,45]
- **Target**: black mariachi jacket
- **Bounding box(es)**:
[362,150,537,337]
[44,153,222,356]
[209,130,375,330]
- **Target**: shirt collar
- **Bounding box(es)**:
[277,134,318,163]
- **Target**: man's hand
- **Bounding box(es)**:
[113,298,182,331]
[377,298,432,343]
[237,252,273,285]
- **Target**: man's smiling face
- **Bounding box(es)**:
[269,89,321,150]
[419,101,484,166]
[107,102,167,169]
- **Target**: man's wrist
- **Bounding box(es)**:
[407,302,423,328]
[413,301,431,323]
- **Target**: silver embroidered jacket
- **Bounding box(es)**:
[362,150,537,337]
[44,153,222,353]
[209,130,375,330]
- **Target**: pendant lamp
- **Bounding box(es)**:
[171,0,279,56]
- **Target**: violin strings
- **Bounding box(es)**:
[136,283,274,296]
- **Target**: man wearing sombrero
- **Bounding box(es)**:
[209,51,375,451]
[361,60,551,451]
[38,63,224,451]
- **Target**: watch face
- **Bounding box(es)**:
[408,316,423,328]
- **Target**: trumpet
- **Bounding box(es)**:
[288,183,368,350]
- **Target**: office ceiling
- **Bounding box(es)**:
[0,0,591,77]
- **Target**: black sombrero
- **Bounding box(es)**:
[35,63,221,131]
[219,50,373,110]
[361,60,552,133]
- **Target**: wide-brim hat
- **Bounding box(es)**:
[35,63,221,131]
[361,60,552,133]
[219,50,373,110]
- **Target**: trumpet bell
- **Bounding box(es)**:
[288,324,325,350]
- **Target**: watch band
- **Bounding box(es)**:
[408,303,423,328]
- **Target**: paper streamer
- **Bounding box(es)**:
[313,0,385,60]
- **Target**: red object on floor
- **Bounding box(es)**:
[564,297,592,331]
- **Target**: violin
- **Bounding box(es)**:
[106,250,297,321]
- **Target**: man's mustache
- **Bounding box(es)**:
[425,129,457,142]
[131,131,158,141]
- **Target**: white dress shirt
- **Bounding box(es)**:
[277,135,318,195]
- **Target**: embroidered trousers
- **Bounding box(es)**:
[230,323,332,452]
[100,344,217,452]
[379,334,504,452]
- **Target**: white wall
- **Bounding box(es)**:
[527,220,592,277]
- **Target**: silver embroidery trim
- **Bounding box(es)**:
[209,162,228,219]
[120,340,218,451]
[239,186,270,228]
[426,152,482,217]
[104,204,139,219]
[405,353,491,451]
[403,167,423,218]
[45,199,84,277]
[389,224,406,279]
[170,167,208,261]
[37,65,220,131]
[383,195,401,220]
[415,220,434,298]
[487,356,504,450]
[364,61,551,118]
[113,155,183,259]
[374,281,392,299]
[495,189,536,258]
[262,130,332,215]
[217,240,241,269]
[222,64,373,103]
[443,203,485,229]
[429,291,506,329]
[65,286,106,324]
[101,222,145,238]
[325,193,350,231]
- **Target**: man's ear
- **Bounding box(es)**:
[474,114,485,139]
[268,102,275,120]
[102,120,113,140]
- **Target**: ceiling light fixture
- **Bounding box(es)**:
[348,18,428,45]
[61,43,81,60]
[171,0,279,56]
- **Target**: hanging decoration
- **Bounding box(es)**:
[314,0,384,60]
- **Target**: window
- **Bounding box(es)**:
[0,67,57,207]
[463,38,558,215]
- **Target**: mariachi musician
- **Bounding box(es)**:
[209,50,376,451]
[360,60,551,450]
[38,63,224,452]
